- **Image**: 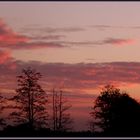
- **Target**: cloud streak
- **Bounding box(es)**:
[102,38,135,46]
[90,24,140,30]
[21,26,85,34]
[28,35,65,40]
[54,37,135,47]
[0,18,136,50]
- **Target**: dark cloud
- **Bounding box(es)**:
[21,26,85,34]
[89,25,124,30]
[90,24,140,30]
[130,26,140,29]
[102,38,135,46]
[51,41,100,47]
[91,25,113,28]
[8,41,68,50]
[28,34,65,40]
[52,37,135,47]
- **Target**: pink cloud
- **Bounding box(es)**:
[0,50,11,64]
[8,61,140,93]
[0,18,136,50]
[1,61,140,91]
[103,38,135,46]
[0,50,17,70]
[9,62,17,70]
[0,18,28,45]
[0,18,67,49]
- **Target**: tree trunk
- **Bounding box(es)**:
[52,88,56,131]
[59,90,62,130]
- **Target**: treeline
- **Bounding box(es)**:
[0,67,140,137]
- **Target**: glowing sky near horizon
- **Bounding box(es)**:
[1,2,140,130]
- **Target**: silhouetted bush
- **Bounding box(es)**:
[90,85,140,136]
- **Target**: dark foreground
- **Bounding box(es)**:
[0,126,140,137]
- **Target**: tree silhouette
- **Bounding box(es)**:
[0,93,6,129]
[90,85,140,136]
[10,67,48,130]
[51,88,73,132]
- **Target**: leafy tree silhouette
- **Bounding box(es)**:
[51,88,73,132]
[10,67,48,130]
[90,85,140,136]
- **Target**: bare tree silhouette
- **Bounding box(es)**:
[10,67,48,130]
[51,88,73,132]
[90,85,140,136]
[0,93,6,129]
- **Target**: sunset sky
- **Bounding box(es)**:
[1,2,140,131]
